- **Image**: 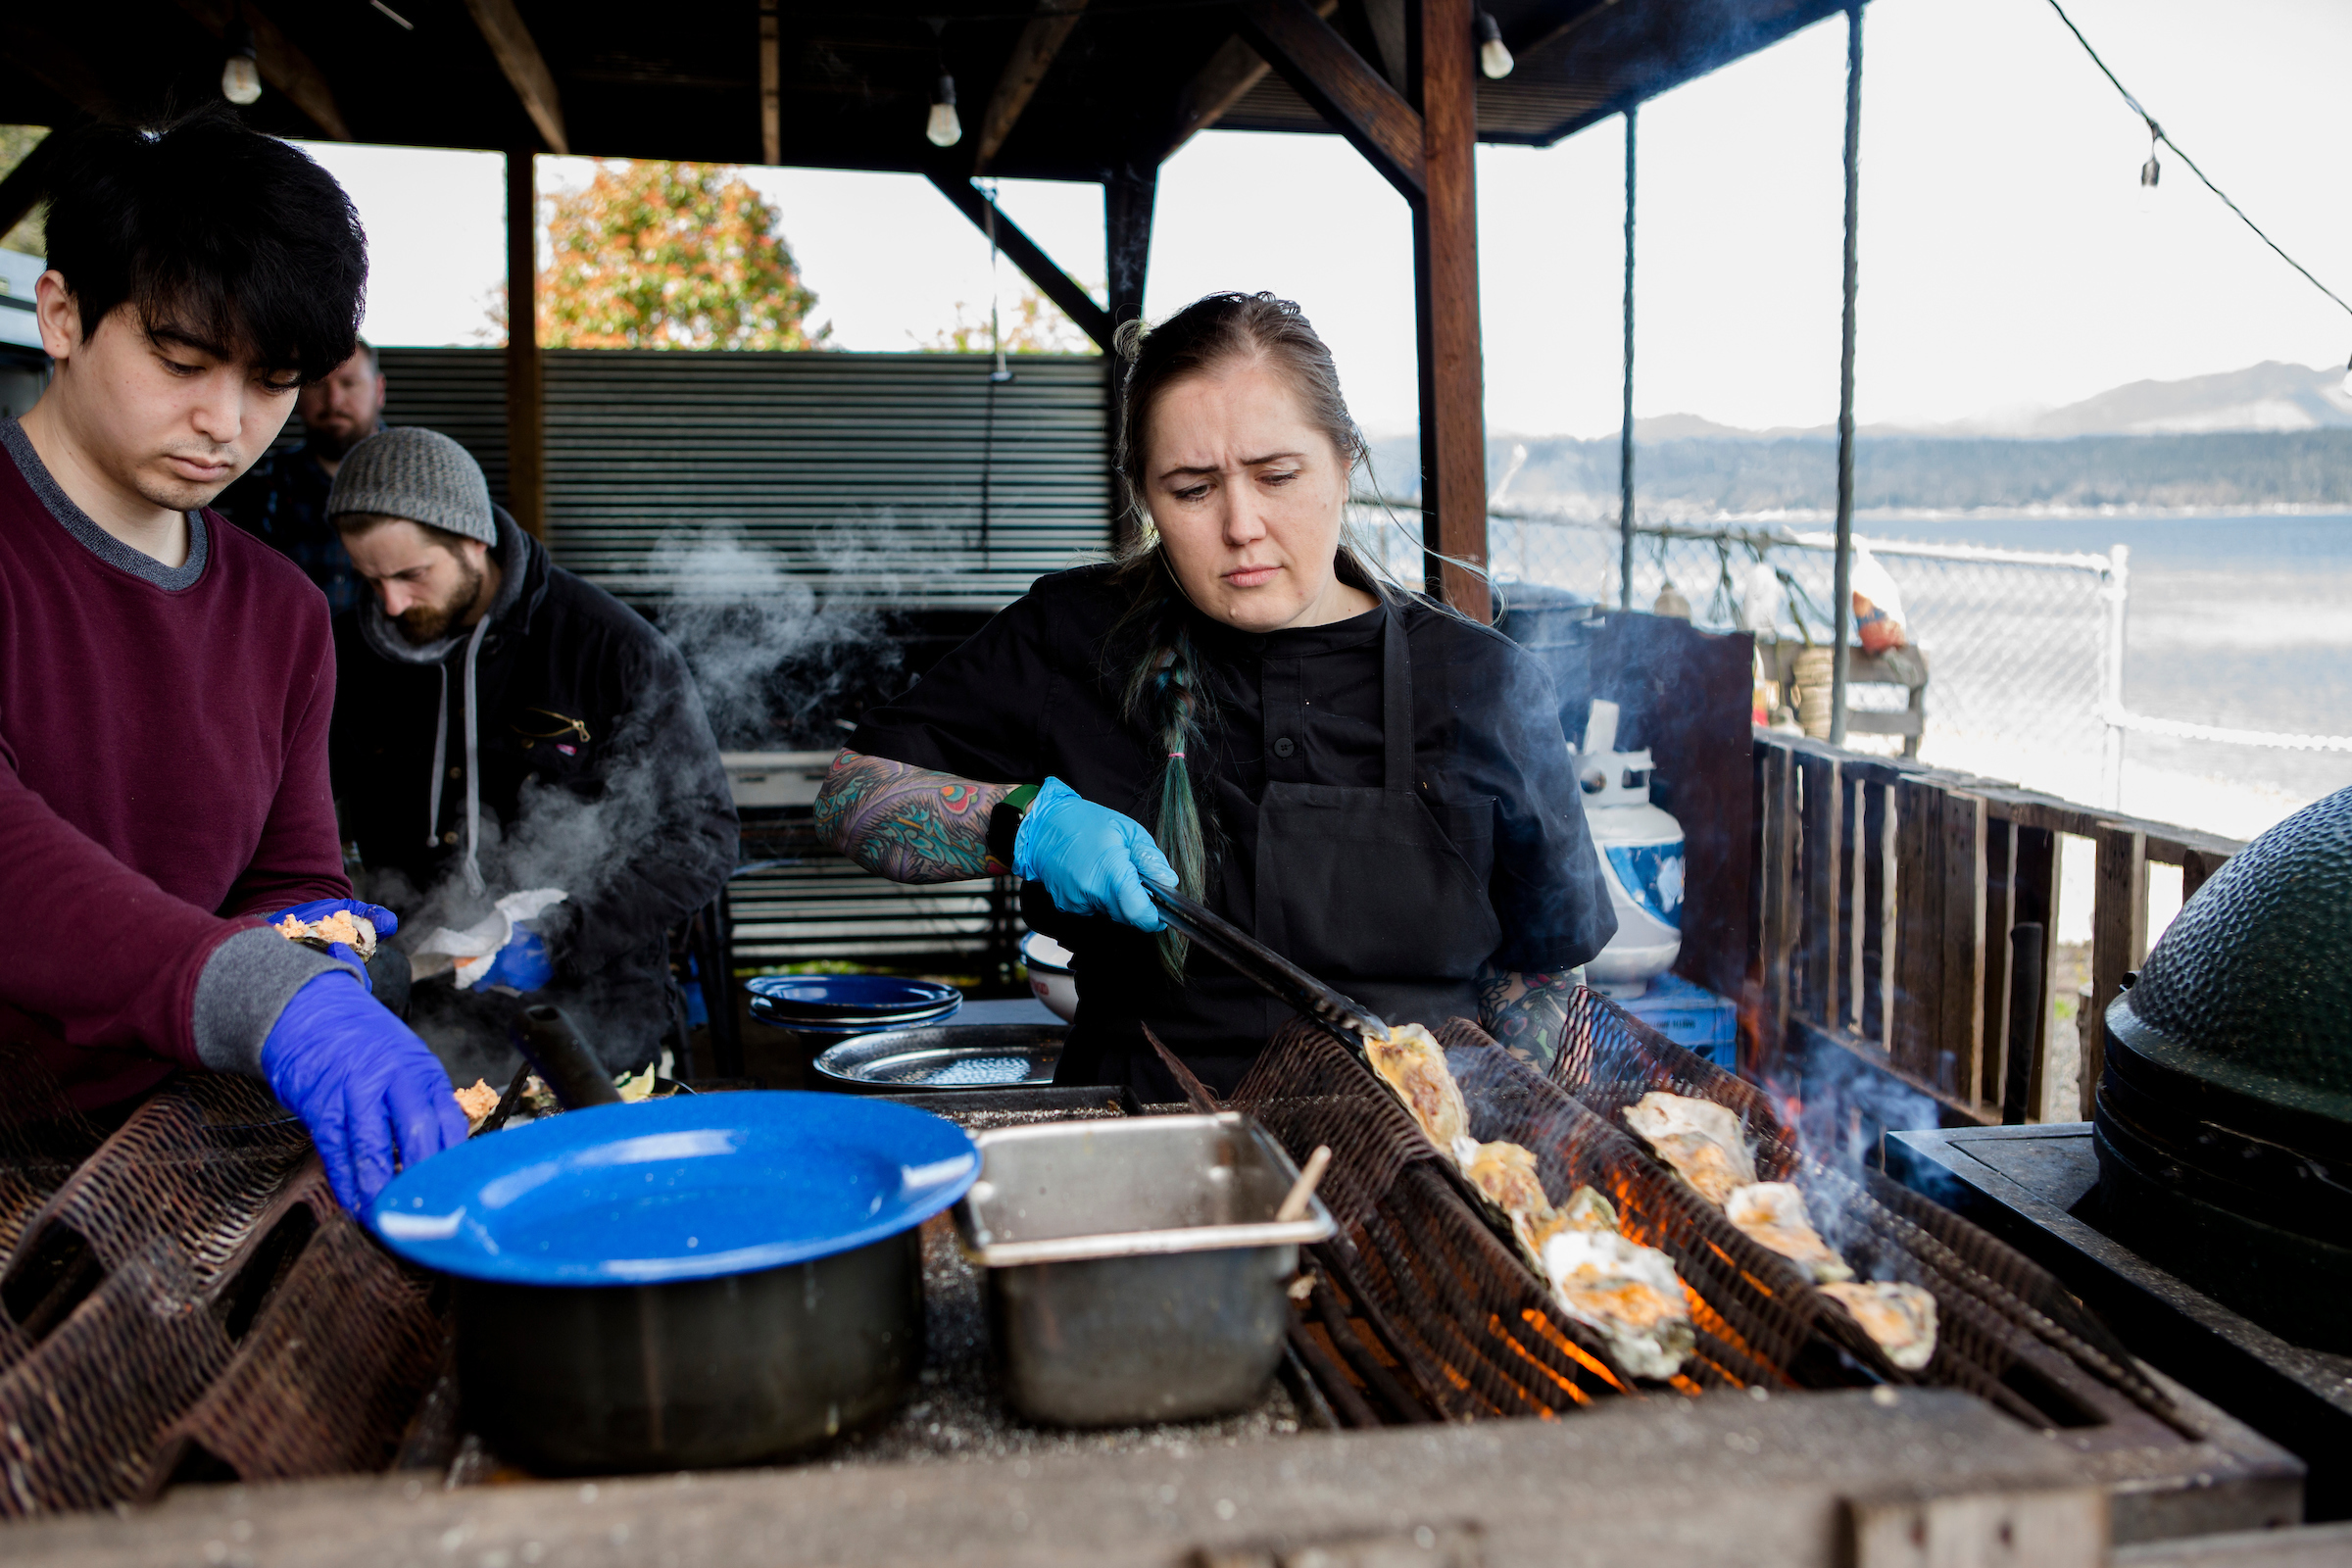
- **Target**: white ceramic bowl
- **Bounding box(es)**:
[1019,930,1079,1023]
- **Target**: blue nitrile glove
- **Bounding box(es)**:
[477,923,553,992]
[262,971,467,1212]
[1012,777,1175,931]
[270,899,401,989]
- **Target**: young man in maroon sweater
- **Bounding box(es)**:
[0,112,465,1210]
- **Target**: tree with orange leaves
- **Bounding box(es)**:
[526,160,827,351]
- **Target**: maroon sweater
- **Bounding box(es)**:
[0,418,350,1108]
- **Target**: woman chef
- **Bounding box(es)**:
[817,293,1614,1098]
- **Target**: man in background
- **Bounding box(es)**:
[328,427,738,1082]
[215,338,385,612]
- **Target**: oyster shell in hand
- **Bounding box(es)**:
[1623,1091,1757,1208]
[1367,1023,1469,1151]
[274,909,378,960]
[1725,1182,1853,1283]
[1820,1281,1938,1371]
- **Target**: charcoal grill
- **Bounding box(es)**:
[2091,787,2352,1355]
[1217,993,2298,1539]
[0,995,2302,1545]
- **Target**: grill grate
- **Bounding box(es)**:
[1232,994,2183,1437]
[0,1064,447,1517]
[1550,988,2182,1428]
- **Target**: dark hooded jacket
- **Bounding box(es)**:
[329,512,737,1068]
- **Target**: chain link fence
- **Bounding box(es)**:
[1350,501,2126,807]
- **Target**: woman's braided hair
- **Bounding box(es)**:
[1107,292,1388,976]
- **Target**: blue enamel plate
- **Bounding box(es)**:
[368,1092,978,1288]
[745,974,960,1018]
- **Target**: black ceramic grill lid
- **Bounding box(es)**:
[2095,785,2352,1348]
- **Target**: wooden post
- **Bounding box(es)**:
[505,149,546,540]
[759,0,781,166]
[2084,825,2148,1120]
[1796,752,1843,1029]
[2001,921,2044,1126]
[2013,826,2059,1120]
[1892,778,1938,1075]
[1937,790,1987,1103]
[1410,0,1490,622]
[1859,779,1889,1048]
[1752,742,1799,1077]
[1979,817,2016,1114]
[1103,165,1156,551]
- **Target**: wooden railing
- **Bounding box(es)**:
[1748,731,2240,1125]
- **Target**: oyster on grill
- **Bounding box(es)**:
[1539,1225,1695,1381]
[1623,1091,1756,1207]
[1820,1281,1938,1370]
[274,908,378,960]
[1367,1023,1468,1152]
[1725,1182,1854,1283]
[1458,1139,1568,1265]
[1557,1184,1621,1236]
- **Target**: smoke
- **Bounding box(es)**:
[1763,1029,1944,1266]
[375,522,965,1075]
[648,529,876,751]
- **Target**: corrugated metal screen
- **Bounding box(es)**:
[373,348,1112,609]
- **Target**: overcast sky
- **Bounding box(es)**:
[309,0,2350,439]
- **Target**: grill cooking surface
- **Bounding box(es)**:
[0,990,2260,1524]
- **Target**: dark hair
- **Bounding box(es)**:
[40,106,368,382]
[1108,292,1387,976]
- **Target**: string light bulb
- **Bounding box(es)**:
[220,20,263,106]
[1476,12,1514,79]
[927,74,961,148]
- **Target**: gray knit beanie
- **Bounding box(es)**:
[327,427,496,546]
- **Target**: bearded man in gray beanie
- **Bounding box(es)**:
[327,427,737,1080]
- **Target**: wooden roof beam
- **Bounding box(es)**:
[924,172,1115,354]
[463,0,568,156]
[1236,0,1424,199]
[1166,0,1338,158]
[0,134,60,240]
[974,0,1091,176]
[171,0,353,141]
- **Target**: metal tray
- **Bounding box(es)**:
[952,1113,1336,1427]
[809,1023,1065,1093]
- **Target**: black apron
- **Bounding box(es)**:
[1061,606,1503,1099]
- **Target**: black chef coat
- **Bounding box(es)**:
[849,562,1615,1095]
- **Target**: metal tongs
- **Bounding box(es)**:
[1146,883,1389,1054]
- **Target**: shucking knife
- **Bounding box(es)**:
[1145,882,1390,1052]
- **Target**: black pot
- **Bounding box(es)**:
[455,1228,924,1473]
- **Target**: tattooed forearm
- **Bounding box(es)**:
[815,749,1014,884]
[1476,962,1583,1066]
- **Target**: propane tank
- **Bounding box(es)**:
[1578,698,1685,998]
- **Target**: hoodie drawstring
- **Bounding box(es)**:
[424,616,494,897]
[426,665,450,849]
[460,615,491,896]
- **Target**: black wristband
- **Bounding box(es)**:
[986,783,1041,874]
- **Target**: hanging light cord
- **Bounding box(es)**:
[2042,0,2352,322]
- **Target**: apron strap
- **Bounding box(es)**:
[1383,603,1413,794]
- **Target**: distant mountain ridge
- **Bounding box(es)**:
[1367,426,2352,518]
[1589,361,2352,443]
